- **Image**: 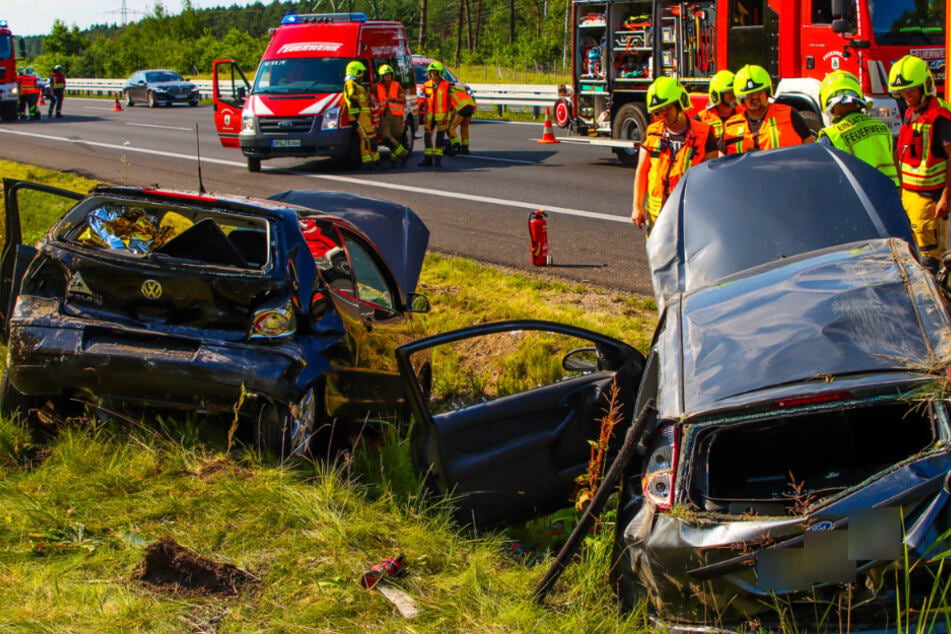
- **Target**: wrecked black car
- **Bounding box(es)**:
[398,144,951,629]
[0,180,430,457]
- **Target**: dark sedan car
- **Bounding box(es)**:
[397,144,951,630]
[0,180,430,458]
[123,69,200,107]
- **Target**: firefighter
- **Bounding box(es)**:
[889,54,951,274]
[343,60,381,169]
[719,64,815,155]
[446,82,477,155]
[374,64,410,167]
[419,61,451,167]
[48,65,67,118]
[694,69,737,142]
[17,66,41,120]
[632,76,718,230]
[816,70,897,186]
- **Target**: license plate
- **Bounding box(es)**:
[271,138,302,148]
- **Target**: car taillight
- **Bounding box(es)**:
[770,391,852,410]
[642,424,679,510]
[250,300,297,338]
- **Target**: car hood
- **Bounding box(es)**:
[244,93,343,118]
[646,144,915,312]
[654,238,951,419]
[268,190,429,294]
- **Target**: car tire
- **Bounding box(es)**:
[256,388,319,461]
[342,129,363,170]
[125,90,134,107]
[612,102,648,168]
[401,118,416,155]
[189,100,199,107]
[147,91,157,108]
[1,101,17,121]
[247,156,261,173]
[0,371,45,434]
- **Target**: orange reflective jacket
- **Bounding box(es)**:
[375,80,405,117]
[642,118,715,220]
[694,107,731,141]
[897,96,951,193]
[721,103,803,154]
[422,78,451,125]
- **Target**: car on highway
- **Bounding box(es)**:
[412,54,470,100]
[0,180,431,459]
[396,144,951,630]
[122,69,200,107]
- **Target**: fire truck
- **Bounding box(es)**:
[554,0,945,165]
[0,20,25,122]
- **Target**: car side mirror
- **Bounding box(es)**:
[237,86,247,101]
[406,293,430,313]
[563,346,600,372]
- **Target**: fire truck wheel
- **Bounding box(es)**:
[612,102,648,167]
[247,156,261,173]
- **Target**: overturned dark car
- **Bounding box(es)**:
[0,180,430,457]
[397,144,951,629]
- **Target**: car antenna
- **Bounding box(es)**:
[195,123,207,195]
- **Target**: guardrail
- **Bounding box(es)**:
[65,79,558,115]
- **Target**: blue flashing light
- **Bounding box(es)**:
[281,13,368,25]
[0,20,8,28]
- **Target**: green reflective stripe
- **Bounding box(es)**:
[766,117,780,148]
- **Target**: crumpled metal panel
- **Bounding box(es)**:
[658,239,951,419]
[647,144,915,312]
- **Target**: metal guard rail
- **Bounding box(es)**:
[65,79,558,115]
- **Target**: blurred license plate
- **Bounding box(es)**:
[271,139,302,148]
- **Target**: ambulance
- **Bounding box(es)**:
[212,13,417,172]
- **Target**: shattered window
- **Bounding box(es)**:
[56,199,270,269]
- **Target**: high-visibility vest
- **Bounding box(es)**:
[896,96,951,192]
[374,80,405,117]
[642,117,715,220]
[422,78,451,125]
[343,78,371,119]
[17,74,39,95]
[818,111,899,186]
[449,84,476,111]
[694,106,732,141]
[721,103,803,154]
[49,70,66,90]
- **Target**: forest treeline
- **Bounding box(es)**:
[20,0,569,79]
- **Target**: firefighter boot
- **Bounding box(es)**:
[434,155,442,167]
[418,156,433,167]
[461,145,470,155]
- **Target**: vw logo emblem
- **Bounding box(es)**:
[278,120,293,128]
[141,279,163,299]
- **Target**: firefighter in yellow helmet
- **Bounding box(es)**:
[374,64,410,167]
[446,82,477,155]
[694,70,738,142]
[419,61,452,167]
[816,70,897,186]
[632,76,718,230]
[343,60,381,169]
[719,64,815,155]
[889,54,951,273]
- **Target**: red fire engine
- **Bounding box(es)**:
[555,0,945,165]
[0,20,25,122]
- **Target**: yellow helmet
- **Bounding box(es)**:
[819,70,867,114]
[345,60,366,77]
[888,54,934,96]
[708,70,736,106]
[646,76,690,113]
[378,64,395,76]
[427,61,445,74]
[733,64,773,100]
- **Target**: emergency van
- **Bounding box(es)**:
[0,20,24,122]
[212,12,417,172]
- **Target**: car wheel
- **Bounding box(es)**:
[612,102,648,167]
[125,90,134,107]
[0,371,47,434]
[189,100,199,107]
[401,118,416,155]
[147,91,157,108]
[256,388,319,461]
[0,101,17,121]
[247,156,261,173]
[341,129,363,170]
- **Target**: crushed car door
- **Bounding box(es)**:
[0,179,83,344]
[396,320,645,528]
[212,59,251,148]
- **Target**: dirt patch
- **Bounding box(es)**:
[134,537,258,597]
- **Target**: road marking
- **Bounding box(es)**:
[126,123,193,131]
[0,127,629,224]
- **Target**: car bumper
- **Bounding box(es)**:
[6,321,334,415]
[239,128,352,160]
[154,92,199,104]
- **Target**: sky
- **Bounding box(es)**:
[0,1,262,37]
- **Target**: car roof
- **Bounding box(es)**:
[646,144,915,310]
[655,238,951,420]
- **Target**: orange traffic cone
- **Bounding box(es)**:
[536,107,560,144]
[113,93,123,111]
[39,92,46,106]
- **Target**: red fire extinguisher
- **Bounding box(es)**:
[529,209,551,266]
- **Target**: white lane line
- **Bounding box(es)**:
[0,127,629,224]
[126,122,193,131]
[85,106,119,111]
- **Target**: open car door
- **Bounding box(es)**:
[396,320,645,528]
[212,59,252,149]
[0,179,83,344]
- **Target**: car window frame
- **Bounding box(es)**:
[337,228,400,313]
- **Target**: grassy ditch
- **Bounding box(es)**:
[0,160,658,631]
